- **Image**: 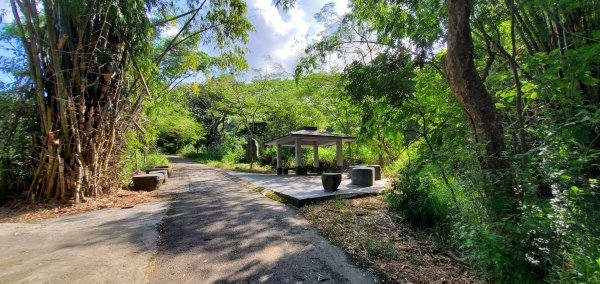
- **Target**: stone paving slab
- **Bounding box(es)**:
[226,171,390,207]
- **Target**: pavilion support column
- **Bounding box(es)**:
[336,139,343,171]
[276,144,283,175]
[295,138,303,175]
[313,142,319,168]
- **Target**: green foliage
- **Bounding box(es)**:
[0,92,34,196]
[455,222,532,282]
[0,24,35,196]
[180,132,246,164]
[144,153,170,169]
[119,130,169,184]
[289,0,600,282]
[150,105,204,154]
[343,51,415,108]
[386,163,452,235]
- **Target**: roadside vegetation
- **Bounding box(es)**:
[300,196,481,283]
[0,0,598,282]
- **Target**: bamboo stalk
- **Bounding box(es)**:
[11,0,48,133]
[58,155,66,201]
[45,151,58,199]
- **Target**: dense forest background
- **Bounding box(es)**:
[1,0,599,282]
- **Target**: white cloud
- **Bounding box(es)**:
[245,0,350,77]
[246,0,310,75]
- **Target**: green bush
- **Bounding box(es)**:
[180,133,246,164]
[455,221,532,282]
[386,163,452,235]
[144,153,170,168]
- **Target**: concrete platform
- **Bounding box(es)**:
[226,171,390,207]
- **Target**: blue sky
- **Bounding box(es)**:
[0,1,349,83]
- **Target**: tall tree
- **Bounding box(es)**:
[10,0,252,202]
[444,0,517,217]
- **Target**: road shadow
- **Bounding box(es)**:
[147,156,376,283]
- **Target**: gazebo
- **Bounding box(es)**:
[264,127,356,175]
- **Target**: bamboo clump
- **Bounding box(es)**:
[10,0,150,202]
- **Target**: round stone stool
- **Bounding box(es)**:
[347,165,366,178]
[350,167,374,186]
[322,173,342,192]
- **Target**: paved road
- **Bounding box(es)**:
[0,202,168,283]
[0,157,377,283]
[149,157,377,283]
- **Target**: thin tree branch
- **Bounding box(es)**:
[154,8,199,26]
[153,0,207,65]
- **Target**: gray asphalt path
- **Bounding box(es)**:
[0,201,169,283]
[149,157,377,284]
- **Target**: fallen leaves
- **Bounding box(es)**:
[299,196,481,284]
[0,189,160,223]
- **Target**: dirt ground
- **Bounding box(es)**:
[299,195,482,284]
[0,189,164,223]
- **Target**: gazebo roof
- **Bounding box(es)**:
[264,127,356,147]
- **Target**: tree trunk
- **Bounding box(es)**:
[445,0,518,218]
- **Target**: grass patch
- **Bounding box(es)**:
[251,186,265,193]
[180,145,272,174]
[331,199,346,211]
[264,191,287,203]
[183,154,272,174]
[206,161,272,174]
[158,194,177,201]
[357,238,402,260]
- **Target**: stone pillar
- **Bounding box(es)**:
[295,138,302,174]
[276,144,283,175]
[336,139,343,170]
[246,138,259,163]
[313,142,319,168]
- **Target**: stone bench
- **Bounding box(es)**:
[322,173,342,192]
[147,169,168,183]
[145,166,172,177]
[283,167,307,175]
[132,173,164,191]
[350,167,374,186]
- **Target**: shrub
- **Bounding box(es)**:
[386,163,452,238]
[144,153,170,169]
[180,133,246,163]
[455,221,531,282]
